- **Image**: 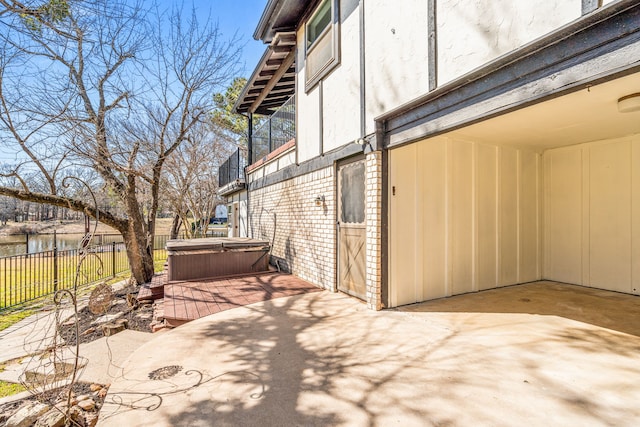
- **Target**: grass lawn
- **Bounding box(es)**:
[0,308,35,332]
[0,248,131,309]
[0,380,26,398]
[1,247,169,310]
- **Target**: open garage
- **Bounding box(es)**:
[387,72,640,307]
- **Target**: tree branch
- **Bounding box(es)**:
[0,185,128,231]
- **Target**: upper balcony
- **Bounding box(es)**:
[218,92,295,197]
[218,147,247,196]
[233,32,297,166]
[251,95,295,165]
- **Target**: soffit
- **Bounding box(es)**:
[234,32,297,115]
[441,72,640,151]
[254,0,311,43]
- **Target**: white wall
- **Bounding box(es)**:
[363,0,430,134]
[544,135,640,295]
[295,0,361,163]
[389,136,541,307]
[322,0,361,152]
[436,0,581,85]
[296,0,433,161]
[295,44,321,163]
[227,191,248,238]
[294,0,587,164]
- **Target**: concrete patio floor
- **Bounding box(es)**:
[98,281,640,426]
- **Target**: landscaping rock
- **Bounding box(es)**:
[97,387,108,399]
[89,384,102,392]
[150,321,168,333]
[92,312,123,326]
[101,319,128,336]
[4,401,49,427]
[68,406,85,427]
[111,298,125,307]
[85,412,99,427]
[82,327,96,336]
[34,407,65,427]
[77,398,96,411]
[135,312,152,320]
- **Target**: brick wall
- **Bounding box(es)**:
[365,151,383,310]
[249,167,337,290]
[248,152,383,310]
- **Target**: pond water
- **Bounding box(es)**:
[0,233,123,258]
[0,229,226,258]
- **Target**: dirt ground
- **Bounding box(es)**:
[59,284,155,346]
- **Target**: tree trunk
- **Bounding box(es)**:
[122,227,155,285]
[170,214,182,239]
[121,178,156,285]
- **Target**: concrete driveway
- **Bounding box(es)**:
[98,281,640,426]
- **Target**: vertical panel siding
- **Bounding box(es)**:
[632,139,640,295]
[389,136,541,306]
[388,144,418,306]
[543,148,583,284]
[519,150,540,283]
[420,140,448,301]
[544,134,640,295]
[476,144,499,290]
[451,141,474,295]
[589,141,631,291]
[499,147,519,286]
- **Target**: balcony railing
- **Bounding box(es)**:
[218,148,247,188]
[252,95,295,164]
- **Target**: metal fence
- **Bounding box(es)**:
[252,95,295,164]
[0,233,223,310]
[218,148,247,188]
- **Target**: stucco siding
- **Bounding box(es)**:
[437,0,581,85]
[321,0,361,152]
[364,0,430,135]
[296,25,321,163]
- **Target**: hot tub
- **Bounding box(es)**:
[166,237,270,282]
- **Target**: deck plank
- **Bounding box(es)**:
[190,285,213,319]
[162,272,321,327]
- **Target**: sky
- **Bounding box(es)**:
[163,0,270,79]
[0,1,270,165]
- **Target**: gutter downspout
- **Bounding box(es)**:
[359,0,366,137]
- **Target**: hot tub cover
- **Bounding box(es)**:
[166,237,270,251]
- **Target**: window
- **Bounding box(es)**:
[307,0,331,48]
[305,0,339,90]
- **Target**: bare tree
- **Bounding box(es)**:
[163,121,231,239]
[0,0,240,284]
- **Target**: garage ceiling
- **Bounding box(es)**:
[444,72,640,151]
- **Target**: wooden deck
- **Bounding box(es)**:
[137,272,167,301]
[163,272,321,327]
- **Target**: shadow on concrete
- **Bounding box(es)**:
[162,292,458,426]
[399,281,640,337]
[101,287,640,426]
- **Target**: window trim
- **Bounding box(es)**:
[304,0,340,92]
[306,0,332,50]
